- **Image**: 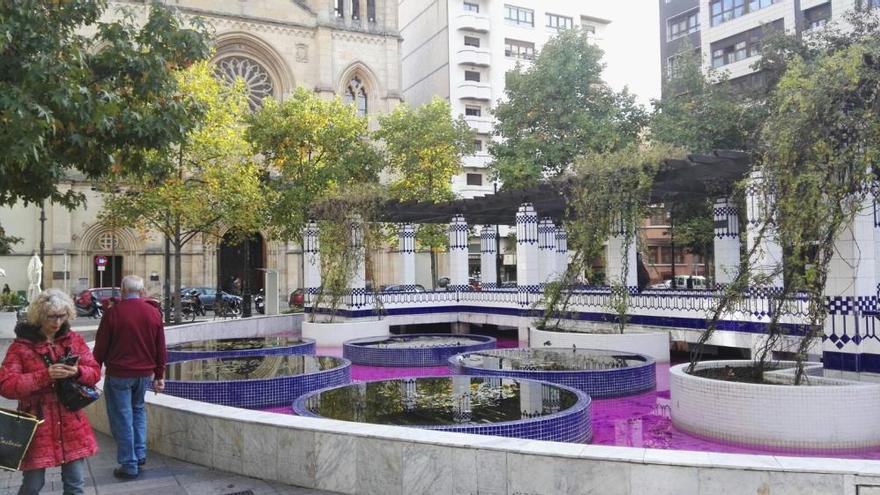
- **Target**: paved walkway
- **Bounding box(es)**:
[0,431,337,494]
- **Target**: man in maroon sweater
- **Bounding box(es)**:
[93,275,165,480]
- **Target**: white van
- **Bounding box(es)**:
[667,275,707,290]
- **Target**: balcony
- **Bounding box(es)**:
[463,154,491,168]
[464,116,493,134]
[457,81,491,101]
[456,13,490,32]
[457,47,491,67]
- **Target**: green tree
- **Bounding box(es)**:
[375,97,473,287]
[650,47,766,154]
[0,226,22,255]
[102,62,267,322]
[490,27,647,189]
[0,1,210,210]
[247,88,382,242]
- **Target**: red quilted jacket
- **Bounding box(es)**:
[0,322,100,470]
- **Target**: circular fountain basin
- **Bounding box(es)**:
[343,333,496,367]
[166,336,315,362]
[450,348,655,399]
[163,354,350,408]
[293,375,591,442]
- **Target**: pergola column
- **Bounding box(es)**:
[606,216,638,291]
[480,225,497,289]
[303,220,321,306]
[556,228,569,277]
[516,203,539,306]
[538,218,558,284]
[713,197,741,287]
[824,193,877,374]
[746,171,783,290]
[448,214,469,291]
[348,215,367,308]
[399,223,416,289]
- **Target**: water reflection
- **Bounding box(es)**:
[458,348,649,371]
[354,335,489,349]
[165,355,343,381]
[166,336,305,352]
[299,376,578,426]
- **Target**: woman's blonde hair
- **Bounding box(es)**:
[26,288,76,326]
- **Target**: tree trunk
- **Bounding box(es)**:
[163,233,171,324]
[430,249,437,290]
[174,221,182,324]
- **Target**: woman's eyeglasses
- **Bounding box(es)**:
[46,313,69,321]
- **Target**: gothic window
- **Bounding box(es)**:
[215,56,274,110]
[343,76,368,116]
[97,232,118,251]
[335,0,344,17]
[367,0,376,22]
[352,0,360,19]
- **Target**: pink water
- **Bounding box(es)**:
[264,336,880,459]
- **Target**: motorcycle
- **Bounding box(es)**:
[74,295,103,319]
[254,289,265,315]
[180,290,204,322]
[215,290,242,318]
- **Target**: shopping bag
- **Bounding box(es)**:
[0,408,42,472]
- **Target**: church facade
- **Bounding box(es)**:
[0,0,403,302]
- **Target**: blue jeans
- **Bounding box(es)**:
[104,375,150,474]
[19,458,86,494]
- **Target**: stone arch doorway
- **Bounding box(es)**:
[218,232,265,295]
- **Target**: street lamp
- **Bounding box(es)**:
[39,201,46,288]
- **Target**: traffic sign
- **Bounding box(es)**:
[97,265,106,272]
[95,256,108,267]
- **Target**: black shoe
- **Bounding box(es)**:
[138,458,146,466]
[113,467,139,480]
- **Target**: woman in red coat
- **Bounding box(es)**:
[0,288,100,494]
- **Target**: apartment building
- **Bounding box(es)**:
[399,0,611,198]
[659,0,856,94]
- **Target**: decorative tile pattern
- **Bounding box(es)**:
[451,349,656,399]
[344,334,496,367]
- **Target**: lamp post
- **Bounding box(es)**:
[39,201,46,288]
[242,235,252,318]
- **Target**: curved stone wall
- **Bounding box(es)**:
[167,337,315,362]
[530,327,671,363]
[80,316,880,494]
[670,360,880,450]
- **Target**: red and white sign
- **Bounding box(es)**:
[94,256,108,267]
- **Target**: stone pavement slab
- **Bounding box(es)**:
[0,422,339,495]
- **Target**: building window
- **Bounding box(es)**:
[343,76,368,116]
[667,11,699,41]
[803,3,830,31]
[648,210,669,226]
[464,36,481,47]
[711,0,775,26]
[467,173,483,186]
[666,49,700,77]
[367,0,376,22]
[504,39,535,60]
[581,22,596,36]
[546,13,573,31]
[215,56,275,110]
[334,0,344,18]
[710,20,781,67]
[473,139,483,152]
[504,5,534,27]
[465,105,482,117]
[463,1,479,12]
[464,70,481,82]
[351,0,360,20]
[97,232,118,251]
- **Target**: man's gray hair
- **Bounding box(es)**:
[122,275,145,294]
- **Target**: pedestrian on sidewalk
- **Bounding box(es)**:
[93,275,166,480]
[0,288,100,495]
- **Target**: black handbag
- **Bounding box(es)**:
[0,408,43,472]
[41,353,101,412]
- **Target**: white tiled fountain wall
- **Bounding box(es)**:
[670,361,880,450]
[82,316,880,495]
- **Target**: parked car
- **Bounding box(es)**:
[381,284,427,293]
[179,286,239,310]
[76,287,120,308]
[651,275,708,290]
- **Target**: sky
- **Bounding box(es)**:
[598,1,662,108]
